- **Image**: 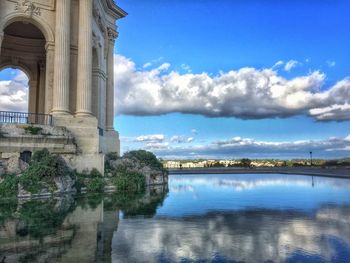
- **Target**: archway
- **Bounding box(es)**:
[0,21,46,115]
[0,67,29,112]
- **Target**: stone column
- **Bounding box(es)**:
[52,0,71,114]
[106,28,118,130]
[45,42,55,114]
[76,0,93,116]
[38,61,46,113]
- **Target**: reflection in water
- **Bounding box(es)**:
[112,206,350,263]
[112,174,350,263]
[1,174,350,262]
[0,185,168,263]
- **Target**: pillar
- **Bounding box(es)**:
[28,80,38,114]
[38,61,46,113]
[52,0,71,114]
[106,28,118,130]
[76,0,93,116]
[45,42,55,114]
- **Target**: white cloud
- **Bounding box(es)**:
[284,60,299,72]
[114,55,350,121]
[170,135,194,143]
[191,129,198,134]
[145,142,169,150]
[272,60,284,69]
[181,63,192,73]
[135,134,165,143]
[0,71,29,112]
[143,62,152,68]
[146,135,350,159]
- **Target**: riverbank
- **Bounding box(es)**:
[169,167,350,179]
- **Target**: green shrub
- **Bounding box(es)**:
[24,126,42,135]
[86,177,105,192]
[104,152,119,173]
[74,168,105,193]
[0,173,19,197]
[111,170,145,193]
[20,149,71,193]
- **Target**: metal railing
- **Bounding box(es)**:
[0,111,53,126]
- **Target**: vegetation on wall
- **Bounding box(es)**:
[20,148,72,194]
[24,126,43,135]
[0,173,19,198]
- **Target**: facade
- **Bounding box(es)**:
[0,0,126,172]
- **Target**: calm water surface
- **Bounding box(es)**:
[1,173,350,263]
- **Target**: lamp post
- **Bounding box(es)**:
[309,151,313,166]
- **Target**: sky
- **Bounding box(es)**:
[1,0,350,160]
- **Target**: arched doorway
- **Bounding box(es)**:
[0,21,46,115]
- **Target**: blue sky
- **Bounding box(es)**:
[1,0,350,159]
[113,0,350,159]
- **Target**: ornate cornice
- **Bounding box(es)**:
[103,0,127,20]
[107,27,118,41]
[14,0,41,17]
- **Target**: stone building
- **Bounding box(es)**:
[0,0,127,172]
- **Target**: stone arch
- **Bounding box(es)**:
[0,62,34,81]
[1,20,47,114]
[0,13,54,43]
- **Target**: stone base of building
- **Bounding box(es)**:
[0,119,121,174]
[62,153,105,174]
[100,130,120,155]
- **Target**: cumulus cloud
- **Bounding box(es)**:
[0,71,28,112]
[114,55,350,121]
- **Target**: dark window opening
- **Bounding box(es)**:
[20,151,32,163]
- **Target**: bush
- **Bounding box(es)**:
[105,152,119,173]
[240,158,252,168]
[75,168,105,193]
[111,171,145,193]
[20,149,71,193]
[124,150,165,171]
[0,173,19,198]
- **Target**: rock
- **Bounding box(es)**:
[6,155,22,174]
[1,154,29,175]
[107,155,168,186]
[54,175,75,193]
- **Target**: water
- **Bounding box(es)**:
[1,174,350,262]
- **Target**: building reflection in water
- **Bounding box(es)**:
[0,185,168,263]
[1,174,350,262]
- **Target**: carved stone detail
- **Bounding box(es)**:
[93,2,106,33]
[103,28,118,59]
[107,27,118,41]
[15,0,41,17]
